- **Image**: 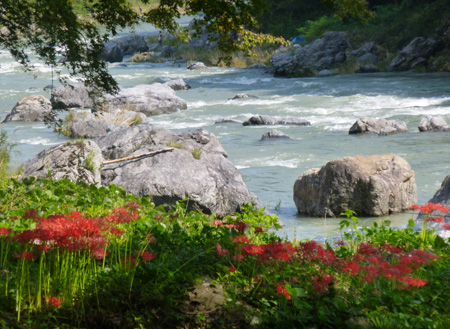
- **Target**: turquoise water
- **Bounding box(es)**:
[1,47,449,240]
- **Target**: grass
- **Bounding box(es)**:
[1,176,450,328]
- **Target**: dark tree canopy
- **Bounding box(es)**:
[0,0,286,95]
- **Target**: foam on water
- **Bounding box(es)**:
[19,137,60,146]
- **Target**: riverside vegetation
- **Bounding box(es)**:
[1,135,450,328]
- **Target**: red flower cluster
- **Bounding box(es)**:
[410,202,449,214]
[135,250,157,262]
[276,285,291,300]
[313,273,334,294]
[47,296,62,308]
[13,208,140,256]
[0,227,11,236]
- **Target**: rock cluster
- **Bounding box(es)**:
[20,125,258,217]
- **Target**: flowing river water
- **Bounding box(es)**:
[1,29,450,240]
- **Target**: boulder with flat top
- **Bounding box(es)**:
[293,155,417,217]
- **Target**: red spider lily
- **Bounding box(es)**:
[410,202,449,214]
[106,207,139,224]
[125,201,140,210]
[363,265,380,278]
[254,227,264,233]
[228,266,236,272]
[37,244,51,253]
[234,222,246,232]
[124,256,136,266]
[23,208,39,220]
[276,285,291,300]
[92,247,107,260]
[47,297,62,308]
[340,260,361,276]
[358,242,380,256]
[242,244,265,256]
[313,273,334,294]
[216,243,229,257]
[135,250,156,262]
[234,254,244,262]
[0,227,11,236]
[397,277,428,288]
[212,220,223,226]
[408,249,439,263]
[361,276,373,283]
[353,254,364,262]
[19,251,35,261]
[233,235,250,245]
[367,255,384,265]
[442,223,450,230]
[426,216,444,223]
[382,244,403,254]
[335,240,345,246]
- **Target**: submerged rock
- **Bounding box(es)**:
[418,115,450,132]
[2,95,53,122]
[261,129,290,140]
[349,117,408,135]
[293,155,417,217]
[228,94,258,100]
[243,115,310,126]
[187,62,207,70]
[164,78,191,91]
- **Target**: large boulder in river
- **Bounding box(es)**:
[243,115,310,126]
[110,34,149,55]
[164,78,191,91]
[271,32,351,77]
[418,115,449,132]
[429,175,450,208]
[101,41,124,63]
[51,85,94,109]
[20,140,103,185]
[389,37,441,71]
[104,83,187,116]
[97,124,258,216]
[349,117,408,135]
[2,95,52,122]
[293,155,417,217]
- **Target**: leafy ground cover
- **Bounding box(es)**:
[0,176,450,328]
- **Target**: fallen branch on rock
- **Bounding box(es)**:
[101,148,175,166]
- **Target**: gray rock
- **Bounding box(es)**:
[248,63,266,69]
[272,32,352,77]
[389,37,440,71]
[51,85,94,109]
[214,119,241,124]
[187,62,207,70]
[101,41,124,63]
[164,78,191,91]
[67,108,148,139]
[104,83,187,116]
[349,117,408,135]
[356,53,379,66]
[293,155,417,217]
[356,64,379,73]
[243,115,311,126]
[418,115,450,132]
[111,34,149,55]
[316,69,336,77]
[429,175,450,208]
[228,93,258,100]
[3,95,52,122]
[20,140,103,185]
[261,129,290,140]
[96,124,257,216]
[351,42,378,57]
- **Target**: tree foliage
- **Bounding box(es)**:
[0,0,287,95]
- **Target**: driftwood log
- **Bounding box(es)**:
[101,147,174,166]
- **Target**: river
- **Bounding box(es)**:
[1,34,450,241]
